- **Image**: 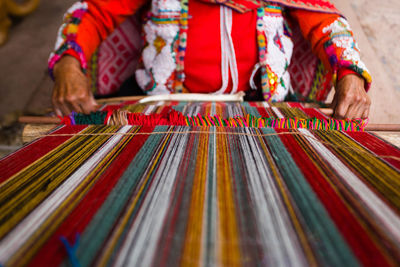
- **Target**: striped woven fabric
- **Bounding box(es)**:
[1,101,400,266]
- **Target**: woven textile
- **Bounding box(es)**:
[1,102,400,266]
[63,101,367,131]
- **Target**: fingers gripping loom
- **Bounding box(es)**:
[52,55,98,116]
[332,74,371,120]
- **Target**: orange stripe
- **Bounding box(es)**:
[180,129,209,266]
[216,128,241,266]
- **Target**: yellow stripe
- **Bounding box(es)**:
[279,107,309,119]
[0,126,118,240]
[180,129,209,266]
[316,131,400,209]
[7,126,140,266]
[292,131,397,265]
[216,128,241,266]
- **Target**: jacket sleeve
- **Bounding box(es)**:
[289,9,372,90]
[48,0,148,79]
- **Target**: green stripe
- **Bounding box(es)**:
[75,126,169,266]
[260,127,360,266]
[172,101,188,113]
[243,102,261,117]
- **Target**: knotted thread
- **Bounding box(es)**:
[61,108,368,131]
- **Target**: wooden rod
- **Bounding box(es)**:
[19,116,60,124]
[96,95,145,103]
[365,124,400,131]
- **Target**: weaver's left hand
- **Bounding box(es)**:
[331,74,370,119]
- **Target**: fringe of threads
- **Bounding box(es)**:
[61,110,368,131]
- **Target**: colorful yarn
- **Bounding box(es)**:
[256,7,271,100]
[60,233,81,267]
[173,0,189,93]
[322,17,372,90]
[0,123,399,266]
[62,108,368,131]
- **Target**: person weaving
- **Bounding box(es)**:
[49,0,371,119]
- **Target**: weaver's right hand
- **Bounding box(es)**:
[52,55,98,117]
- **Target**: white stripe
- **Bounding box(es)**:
[272,107,284,118]
[299,128,400,243]
[114,126,190,266]
[238,128,307,266]
[185,103,201,117]
[143,104,156,115]
[262,101,270,108]
[0,126,132,262]
[210,102,216,116]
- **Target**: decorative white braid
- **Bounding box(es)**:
[214,6,239,95]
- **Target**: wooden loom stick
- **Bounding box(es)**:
[96,95,145,104]
[97,93,247,105]
[138,92,246,104]
[19,116,60,124]
[22,124,58,143]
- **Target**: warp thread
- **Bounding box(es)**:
[26,129,400,162]
[60,233,81,267]
[60,109,368,131]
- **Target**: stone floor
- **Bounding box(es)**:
[0,0,399,157]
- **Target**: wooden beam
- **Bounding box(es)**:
[19,116,60,124]
[96,95,145,104]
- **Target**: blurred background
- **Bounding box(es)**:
[0,0,399,156]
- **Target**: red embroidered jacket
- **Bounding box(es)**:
[49,0,371,102]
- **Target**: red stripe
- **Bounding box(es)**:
[301,108,329,119]
[287,102,303,108]
[255,106,270,118]
[159,106,173,116]
[101,104,123,112]
[276,129,392,266]
[345,132,400,170]
[27,126,154,267]
[0,125,87,183]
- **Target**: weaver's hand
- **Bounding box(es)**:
[331,74,370,119]
[52,55,98,116]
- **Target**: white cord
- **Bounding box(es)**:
[214,6,239,95]
[249,62,261,90]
